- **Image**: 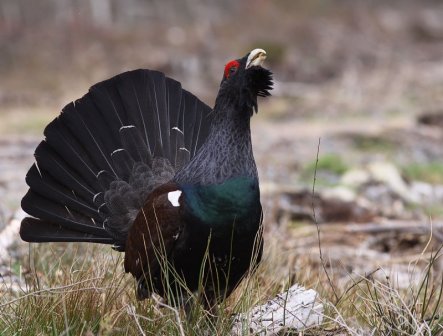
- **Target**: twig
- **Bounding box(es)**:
[290,220,443,242]
[336,268,381,306]
[311,137,339,302]
[127,304,147,336]
[152,295,185,336]
[345,220,443,242]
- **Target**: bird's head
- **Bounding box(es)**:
[217,48,273,115]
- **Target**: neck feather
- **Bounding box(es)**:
[174,103,257,185]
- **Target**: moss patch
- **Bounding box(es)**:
[351,134,395,153]
[300,153,348,187]
[303,153,348,176]
[403,162,443,184]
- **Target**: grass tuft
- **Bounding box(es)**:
[403,162,443,185]
[2,228,443,335]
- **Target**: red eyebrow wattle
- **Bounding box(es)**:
[224,60,240,78]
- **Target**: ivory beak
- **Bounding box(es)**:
[246,48,267,69]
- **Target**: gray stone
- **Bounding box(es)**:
[231,284,323,335]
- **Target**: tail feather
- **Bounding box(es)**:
[175,98,191,167]
[166,77,184,167]
[22,190,107,236]
[75,95,122,159]
[115,70,155,158]
[89,82,126,134]
[43,117,104,186]
[183,94,198,155]
[20,217,113,243]
[21,69,213,247]
[96,170,115,190]
[25,165,98,220]
[146,71,170,158]
[61,101,118,179]
[33,143,97,202]
[93,71,160,158]
[110,149,135,181]
[189,96,207,156]
[119,125,150,164]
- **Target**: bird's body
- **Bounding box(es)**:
[20,49,272,307]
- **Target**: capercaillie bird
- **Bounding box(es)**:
[20,48,273,307]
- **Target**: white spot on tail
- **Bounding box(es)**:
[119,125,135,131]
[172,126,184,134]
[111,148,125,156]
[93,192,102,203]
[167,190,182,207]
[35,161,42,177]
[98,203,107,214]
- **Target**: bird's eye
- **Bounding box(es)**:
[224,60,240,79]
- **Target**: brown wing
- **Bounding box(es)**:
[124,182,183,281]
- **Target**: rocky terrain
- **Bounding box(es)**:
[1,1,443,334]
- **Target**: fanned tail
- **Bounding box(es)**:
[21,69,213,250]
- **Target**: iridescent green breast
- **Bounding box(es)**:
[180,177,260,228]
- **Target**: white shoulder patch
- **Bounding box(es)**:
[167,190,182,207]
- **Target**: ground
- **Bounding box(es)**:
[1,1,443,335]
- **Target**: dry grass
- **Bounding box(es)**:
[0,237,294,335]
[1,227,442,335]
[1,2,443,334]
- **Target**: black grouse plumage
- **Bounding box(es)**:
[21,70,212,249]
[20,49,273,307]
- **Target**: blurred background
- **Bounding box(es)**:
[1,0,443,323]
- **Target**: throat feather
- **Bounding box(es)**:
[174,114,257,185]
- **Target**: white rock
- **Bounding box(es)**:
[410,181,443,203]
[0,209,26,260]
[322,186,356,202]
[341,168,370,187]
[231,284,323,335]
[367,162,418,202]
